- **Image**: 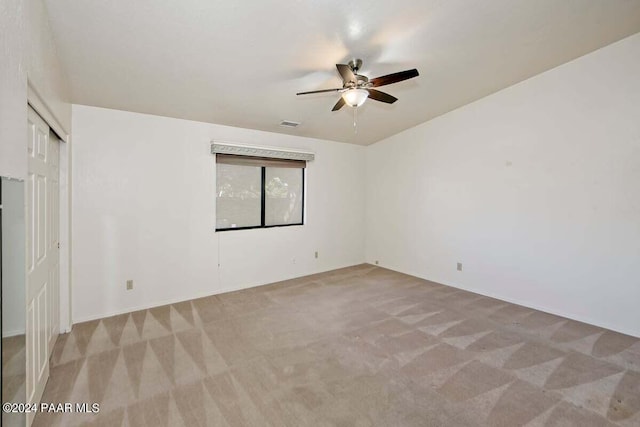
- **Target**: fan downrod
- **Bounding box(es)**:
[348,59,363,74]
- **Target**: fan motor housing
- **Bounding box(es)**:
[344,74,369,89]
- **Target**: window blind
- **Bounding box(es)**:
[210,141,314,162]
[216,154,306,169]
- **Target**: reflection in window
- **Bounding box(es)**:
[216,164,261,229]
[265,168,303,226]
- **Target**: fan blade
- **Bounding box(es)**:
[370,69,419,87]
[336,64,356,83]
[297,88,342,95]
[332,97,346,111]
[367,89,398,104]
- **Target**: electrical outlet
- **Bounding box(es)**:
[126,279,133,290]
[315,251,318,259]
[292,258,296,264]
[457,262,463,272]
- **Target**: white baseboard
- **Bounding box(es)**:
[2,329,25,338]
[72,261,364,325]
[366,262,640,339]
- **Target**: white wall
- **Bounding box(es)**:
[366,33,640,337]
[71,105,365,322]
[1,0,72,332]
[24,0,71,132]
[0,0,71,179]
[0,0,28,179]
[2,178,26,337]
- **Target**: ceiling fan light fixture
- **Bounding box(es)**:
[342,88,368,107]
[296,61,419,112]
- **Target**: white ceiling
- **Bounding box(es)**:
[45,0,640,145]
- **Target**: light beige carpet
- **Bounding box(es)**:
[34,265,640,426]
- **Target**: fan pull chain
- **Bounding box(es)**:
[353,107,358,134]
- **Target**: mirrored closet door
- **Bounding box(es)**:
[2,176,27,427]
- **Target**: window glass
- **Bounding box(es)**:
[265,167,303,226]
[216,163,261,229]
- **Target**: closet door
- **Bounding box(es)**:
[48,132,60,353]
[26,107,59,426]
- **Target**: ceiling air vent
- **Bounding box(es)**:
[279,120,300,128]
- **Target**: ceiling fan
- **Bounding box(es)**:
[296,59,419,111]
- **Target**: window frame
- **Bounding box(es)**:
[215,163,305,232]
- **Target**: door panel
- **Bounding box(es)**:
[26,107,59,426]
[26,300,34,402]
[27,175,34,272]
[36,128,47,160]
[48,133,60,351]
[37,285,47,377]
[36,175,46,263]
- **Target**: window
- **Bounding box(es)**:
[216,154,305,231]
